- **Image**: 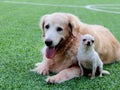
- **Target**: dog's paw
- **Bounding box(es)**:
[31,67,49,75]
[90,76,95,79]
[30,63,49,75]
[35,62,41,67]
[99,74,102,77]
[80,71,84,76]
[45,76,60,84]
[88,73,92,77]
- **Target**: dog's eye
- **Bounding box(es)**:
[92,40,94,43]
[45,24,49,29]
[83,39,86,42]
[57,27,63,32]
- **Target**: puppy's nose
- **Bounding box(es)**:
[45,39,52,47]
[87,41,90,46]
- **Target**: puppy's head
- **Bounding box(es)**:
[39,13,81,59]
[81,34,94,47]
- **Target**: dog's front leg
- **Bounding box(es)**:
[46,66,81,84]
[91,64,97,79]
[78,62,84,76]
[31,59,50,75]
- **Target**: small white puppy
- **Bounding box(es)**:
[77,34,110,79]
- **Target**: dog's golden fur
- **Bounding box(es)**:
[32,12,120,83]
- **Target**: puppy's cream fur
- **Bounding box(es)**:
[31,12,120,83]
[77,34,110,79]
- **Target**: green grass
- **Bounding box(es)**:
[0,0,120,90]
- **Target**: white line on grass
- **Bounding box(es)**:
[86,4,120,14]
[0,1,120,14]
[0,1,85,8]
[94,7,120,10]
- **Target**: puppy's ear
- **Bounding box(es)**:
[39,15,48,37]
[67,13,81,36]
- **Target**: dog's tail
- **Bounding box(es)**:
[102,70,110,75]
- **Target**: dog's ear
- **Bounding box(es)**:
[39,15,48,37]
[67,13,81,37]
[68,22,74,36]
[77,33,82,41]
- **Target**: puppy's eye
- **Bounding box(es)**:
[83,39,86,42]
[92,40,94,43]
[57,27,63,32]
[45,24,49,29]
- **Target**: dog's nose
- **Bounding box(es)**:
[87,41,90,46]
[45,39,52,46]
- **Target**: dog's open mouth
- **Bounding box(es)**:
[45,38,63,59]
[46,47,55,59]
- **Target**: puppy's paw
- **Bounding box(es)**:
[80,71,84,76]
[45,76,60,84]
[88,73,92,77]
[90,76,95,79]
[99,74,102,77]
[31,63,49,75]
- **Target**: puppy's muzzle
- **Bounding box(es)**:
[45,39,53,47]
[87,41,91,46]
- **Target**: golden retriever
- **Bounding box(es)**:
[31,12,120,83]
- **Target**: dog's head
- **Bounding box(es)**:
[39,13,81,59]
[81,34,94,47]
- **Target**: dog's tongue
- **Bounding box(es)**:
[46,47,55,59]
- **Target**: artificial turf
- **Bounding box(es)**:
[0,0,120,90]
